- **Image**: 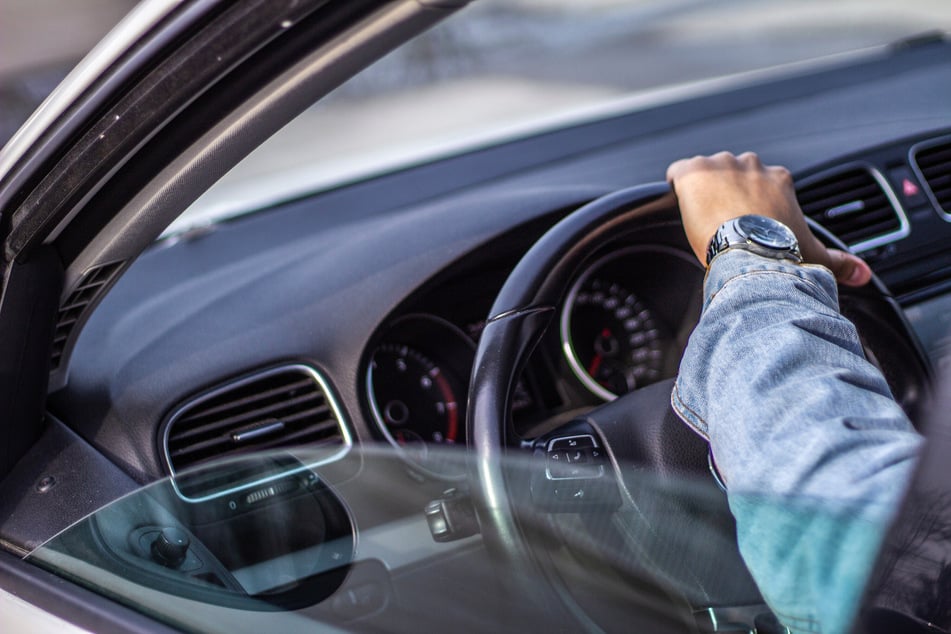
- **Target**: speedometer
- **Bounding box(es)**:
[365,314,475,479]
[561,248,671,401]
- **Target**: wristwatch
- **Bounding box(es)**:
[705,214,802,266]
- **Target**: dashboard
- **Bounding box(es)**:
[12,33,948,566]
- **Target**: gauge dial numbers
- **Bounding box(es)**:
[369,344,462,446]
[366,315,475,479]
[560,249,675,401]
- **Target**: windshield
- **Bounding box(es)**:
[22,445,798,633]
[166,0,951,236]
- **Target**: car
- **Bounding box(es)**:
[1,0,950,632]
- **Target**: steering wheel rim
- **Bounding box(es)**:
[467,182,674,554]
[466,184,718,630]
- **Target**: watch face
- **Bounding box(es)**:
[736,215,797,249]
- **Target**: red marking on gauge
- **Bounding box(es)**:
[588,353,603,377]
[431,368,459,443]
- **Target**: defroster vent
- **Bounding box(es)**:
[912,137,951,217]
[164,365,351,476]
[52,261,124,369]
[796,166,908,252]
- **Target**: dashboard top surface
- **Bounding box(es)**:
[49,38,951,483]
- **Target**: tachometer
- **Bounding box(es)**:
[561,247,673,401]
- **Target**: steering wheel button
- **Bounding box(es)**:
[547,452,574,478]
[553,485,586,501]
[565,449,588,464]
[549,435,596,452]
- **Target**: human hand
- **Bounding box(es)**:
[666,151,872,287]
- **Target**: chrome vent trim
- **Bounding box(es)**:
[163,364,352,502]
[51,261,124,369]
[911,134,951,220]
[795,164,909,253]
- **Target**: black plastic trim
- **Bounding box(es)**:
[0,0,225,227]
[0,246,63,480]
[6,0,330,261]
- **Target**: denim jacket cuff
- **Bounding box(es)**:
[703,249,839,313]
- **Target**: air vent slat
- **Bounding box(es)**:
[917,145,951,167]
[921,165,951,179]
[169,437,233,463]
[932,186,951,201]
[54,317,78,331]
[59,298,95,313]
[799,183,881,210]
[180,378,318,422]
[239,421,345,452]
[913,139,951,216]
[169,409,339,465]
[51,262,124,369]
[795,166,906,251]
[847,220,905,242]
[169,391,325,445]
[169,403,333,449]
[164,366,349,475]
[928,178,951,193]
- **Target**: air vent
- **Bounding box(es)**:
[912,138,951,217]
[164,365,351,478]
[51,261,124,368]
[796,166,908,252]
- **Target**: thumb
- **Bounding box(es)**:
[824,249,872,287]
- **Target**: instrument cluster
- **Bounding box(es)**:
[364,241,705,478]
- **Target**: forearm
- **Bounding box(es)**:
[672,249,922,632]
[674,249,919,499]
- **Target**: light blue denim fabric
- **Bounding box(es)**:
[671,249,923,633]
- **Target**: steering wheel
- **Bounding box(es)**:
[466,183,931,632]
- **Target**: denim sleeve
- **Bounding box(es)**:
[671,249,922,633]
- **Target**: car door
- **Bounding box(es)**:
[0,1,469,630]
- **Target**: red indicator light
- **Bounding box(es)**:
[903,178,920,197]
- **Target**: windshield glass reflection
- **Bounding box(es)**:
[26,443,906,633]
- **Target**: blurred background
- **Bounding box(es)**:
[3,0,951,233]
[0,0,136,144]
[4,0,951,147]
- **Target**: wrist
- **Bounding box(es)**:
[705,214,802,267]
[702,248,837,314]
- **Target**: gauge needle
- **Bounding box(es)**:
[588,353,603,377]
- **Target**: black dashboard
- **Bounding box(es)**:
[37,36,951,527]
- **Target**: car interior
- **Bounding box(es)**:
[0,1,950,632]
